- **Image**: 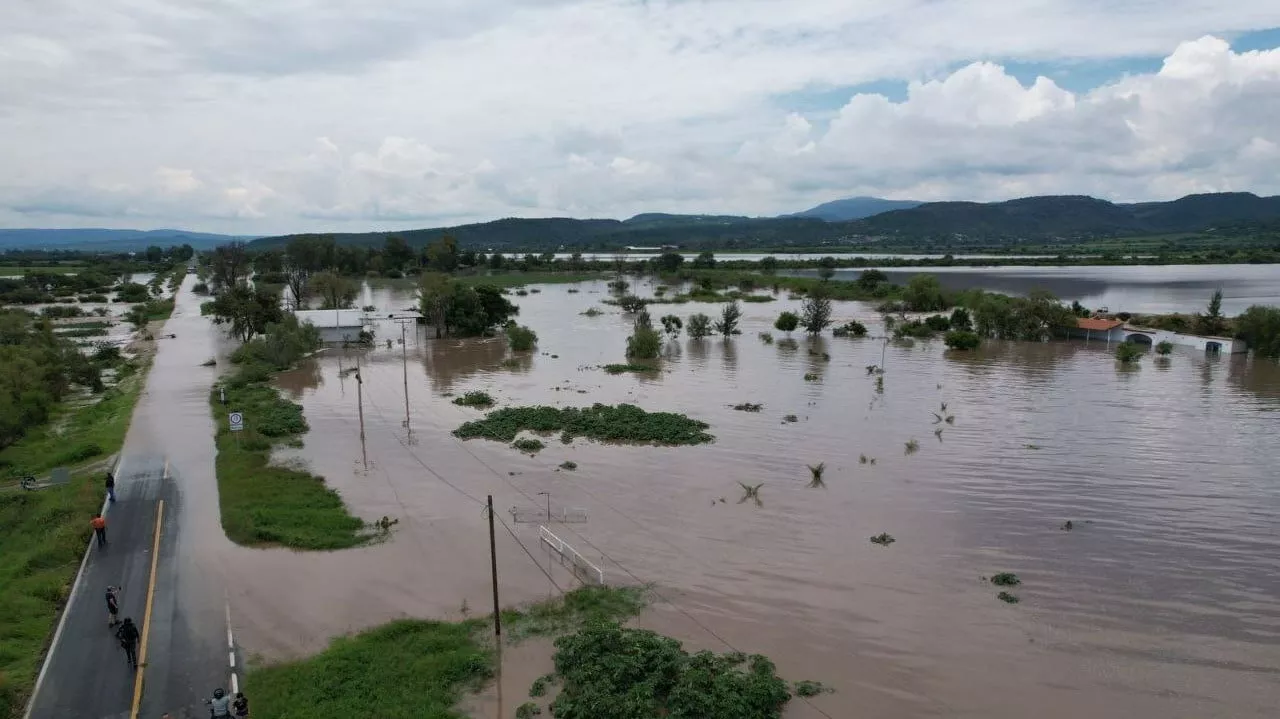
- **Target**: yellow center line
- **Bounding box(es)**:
[129,499,164,719]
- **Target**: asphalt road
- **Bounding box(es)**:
[27,277,235,719]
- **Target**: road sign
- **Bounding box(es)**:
[228,411,244,432]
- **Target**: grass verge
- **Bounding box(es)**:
[0,363,147,718]
[211,369,369,550]
[454,404,713,446]
[246,586,646,719]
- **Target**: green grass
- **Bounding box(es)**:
[601,363,659,375]
[246,586,646,719]
[0,364,147,718]
[454,404,713,446]
[211,370,368,550]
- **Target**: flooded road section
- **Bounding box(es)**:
[272,279,1280,719]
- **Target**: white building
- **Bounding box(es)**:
[294,309,369,344]
[1069,318,1245,354]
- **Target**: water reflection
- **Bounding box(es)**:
[423,336,508,393]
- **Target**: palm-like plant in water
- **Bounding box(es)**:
[904,439,919,454]
[806,462,826,489]
[737,481,763,507]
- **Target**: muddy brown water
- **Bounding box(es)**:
[252,278,1280,718]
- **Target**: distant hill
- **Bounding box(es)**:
[788,196,922,221]
[851,192,1280,241]
[0,228,251,252]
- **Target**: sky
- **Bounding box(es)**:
[1,1,1279,235]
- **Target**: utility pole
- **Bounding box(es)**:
[538,491,551,523]
[399,320,412,434]
[487,495,502,638]
[355,353,366,442]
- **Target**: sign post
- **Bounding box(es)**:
[228,411,244,432]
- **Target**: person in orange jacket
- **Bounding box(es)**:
[91,514,107,547]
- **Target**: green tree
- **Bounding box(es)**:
[426,235,460,272]
[949,307,972,331]
[417,272,454,339]
[618,295,647,313]
[902,274,947,312]
[759,256,778,275]
[144,245,164,263]
[1234,305,1280,358]
[660,314,682,339]
[488,252,505,270]
[800,287,833,335]
[209,241,249,292]
[208,285,283,342]
[687,313,713,339]
[944,330,981,350]
[1196,289,1228,336]
[857,269,888,292]
[442,284,518,337]
[817,256,837,282]
[384,236,415,270]
[713,301,742,337]
[309,271,358,310]
[125,304,150,330]
[691,251,716,269]
[774,311,799,334]
[626,312,663,358]
[655,252,684,273]
[505,323,538,351]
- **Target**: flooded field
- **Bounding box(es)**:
[269,278,1279,718]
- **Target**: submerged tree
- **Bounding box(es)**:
[1196,289,1229,336]
[1116,341,1144,364]
[800,287,833,335]
[309,271,358,310]
[806,462,826,489]
[1234,305,1280,358]
[687,313,713,339]
[713,301,742,337]
[660,314,683,339]
[626,311,663,359]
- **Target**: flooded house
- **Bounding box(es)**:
[294,309,370,344]
[1069,317,1245,353]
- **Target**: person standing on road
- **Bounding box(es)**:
[91,514,107,547]
[115,617,140,669]
[208,688,232,718]
[105,470,116,502]
[106,586,120,628]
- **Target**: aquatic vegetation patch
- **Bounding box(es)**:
[546,622,793,719]
[782,414,798,423]
[559,461,578,471]
[997,591,1020,604]
[904,439,919,454]
[601,363,659,375]
[803,372,820,381]
[870,533,895,546]
[806,462,826,488]
[990,573,1021,587]
[794,680,833,697]
[733,402,763,412]
[513,438,546,453]
[516,701,542,718]
[452,391,495,408]
[454,404,713,446]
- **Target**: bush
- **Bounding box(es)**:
[1116,342,1144,363]
[40,305,85,318]
[618,295,648,313]
[453,391,495,408]
[626,325,663,359]
[1155,340,1173,355]
[116,282,150,303]
[924,314,951,332]
[774,311,799,334]
[713,301,742,337]
[506,324,538,351]
[944,330,981,350]
[513,438,545,453]
[832,320,866,337]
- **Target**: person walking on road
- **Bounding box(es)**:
[105,586,120,628]
[232,691,249,717]
[115,617,140,669]
[208,688,232,718]
[91,514,107,547]
[105,470,116,502]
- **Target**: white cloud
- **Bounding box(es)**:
[0,2,1279,233]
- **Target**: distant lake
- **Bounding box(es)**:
[789,264,1280,315]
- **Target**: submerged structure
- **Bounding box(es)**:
[1070,318,1245,354]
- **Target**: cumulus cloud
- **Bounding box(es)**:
[0,1,1279,232]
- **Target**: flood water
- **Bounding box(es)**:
[801,264,1280,316]
[262,277,1280,719]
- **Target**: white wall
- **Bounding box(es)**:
[1122,328,1245,354]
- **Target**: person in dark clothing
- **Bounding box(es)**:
[91,514,107,547]
[232,692,249,717]
[105,471,116,502]
[116,617,140,668]
[106,586,120,627]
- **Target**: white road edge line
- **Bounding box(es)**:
[229,651,236,669]
[22,457,124,719]
[230,672,239,695]
[225,594,240,697]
